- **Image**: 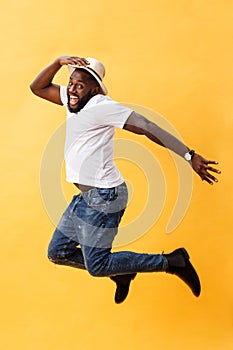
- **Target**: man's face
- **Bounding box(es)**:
[67,69,100,113]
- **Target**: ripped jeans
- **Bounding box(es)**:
[48,182,168,276]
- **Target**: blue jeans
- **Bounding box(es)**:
[48,182,168,276]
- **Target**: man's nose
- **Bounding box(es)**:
[69,84,76,93]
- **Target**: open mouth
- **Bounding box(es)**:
[69,95,79,106]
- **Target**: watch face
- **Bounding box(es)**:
[184,152,192,161]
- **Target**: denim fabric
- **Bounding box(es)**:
[48,182,168,276]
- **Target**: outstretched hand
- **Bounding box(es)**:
[191,153,221,185]
[58,56,89,67]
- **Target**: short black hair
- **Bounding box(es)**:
[75,68,100,88]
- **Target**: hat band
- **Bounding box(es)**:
[86,67,103,81]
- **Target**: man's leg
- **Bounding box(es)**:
[47,195,86,269]
[82,245,200,297]
[74,184,168,276]
[48,227,86,269]
[47,193,135,303]
[75,183,201,298]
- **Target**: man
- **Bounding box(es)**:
[30,56,220,304]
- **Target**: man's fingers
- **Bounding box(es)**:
[204,160,219,165]
[69,57,89,66]
[202,172,219,185]
[194,155,221,185]
[208,173,218,183]
[206,166,221,174]
[202,174,218,185]
[202,161,221,175]
[76,57,90,65]
[203,177,213,185]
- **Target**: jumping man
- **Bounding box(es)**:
[30,56,221,303]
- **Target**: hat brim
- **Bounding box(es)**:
[68,64,108,95]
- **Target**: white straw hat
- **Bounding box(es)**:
[68,57,108,95]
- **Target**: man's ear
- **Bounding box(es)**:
[91,85,102,95]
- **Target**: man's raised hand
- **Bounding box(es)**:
[58,56,89,67]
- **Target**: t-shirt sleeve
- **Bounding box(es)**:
[60,86,68,106]
[92,101,133,129]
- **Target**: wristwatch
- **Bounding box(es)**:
[184,150,195,161]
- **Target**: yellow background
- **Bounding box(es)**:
[1,1,232,349]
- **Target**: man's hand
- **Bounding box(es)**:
[191,153,221,185]
[30,55,89,105]
[58,56,89,67]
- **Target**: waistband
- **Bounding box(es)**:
[74,183,95,192]
[74,182,126,193]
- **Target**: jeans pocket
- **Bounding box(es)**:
[83,189,108,208]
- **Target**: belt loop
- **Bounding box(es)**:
[114,186,118,199]
[109,187,115,200]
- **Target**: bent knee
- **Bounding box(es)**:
[47,247,62,265]
[47,252,59,264]
[85,261,107,277]
[48,254,58,264]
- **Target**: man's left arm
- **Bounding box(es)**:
[123,112,221,185]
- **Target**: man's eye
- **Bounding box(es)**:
[77,84,83,89]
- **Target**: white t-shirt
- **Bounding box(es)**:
[60,86,133,187]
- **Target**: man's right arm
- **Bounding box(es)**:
[30,56,89,105]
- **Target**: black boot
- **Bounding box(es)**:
[110,273,137,304]
[163,248,201,297]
